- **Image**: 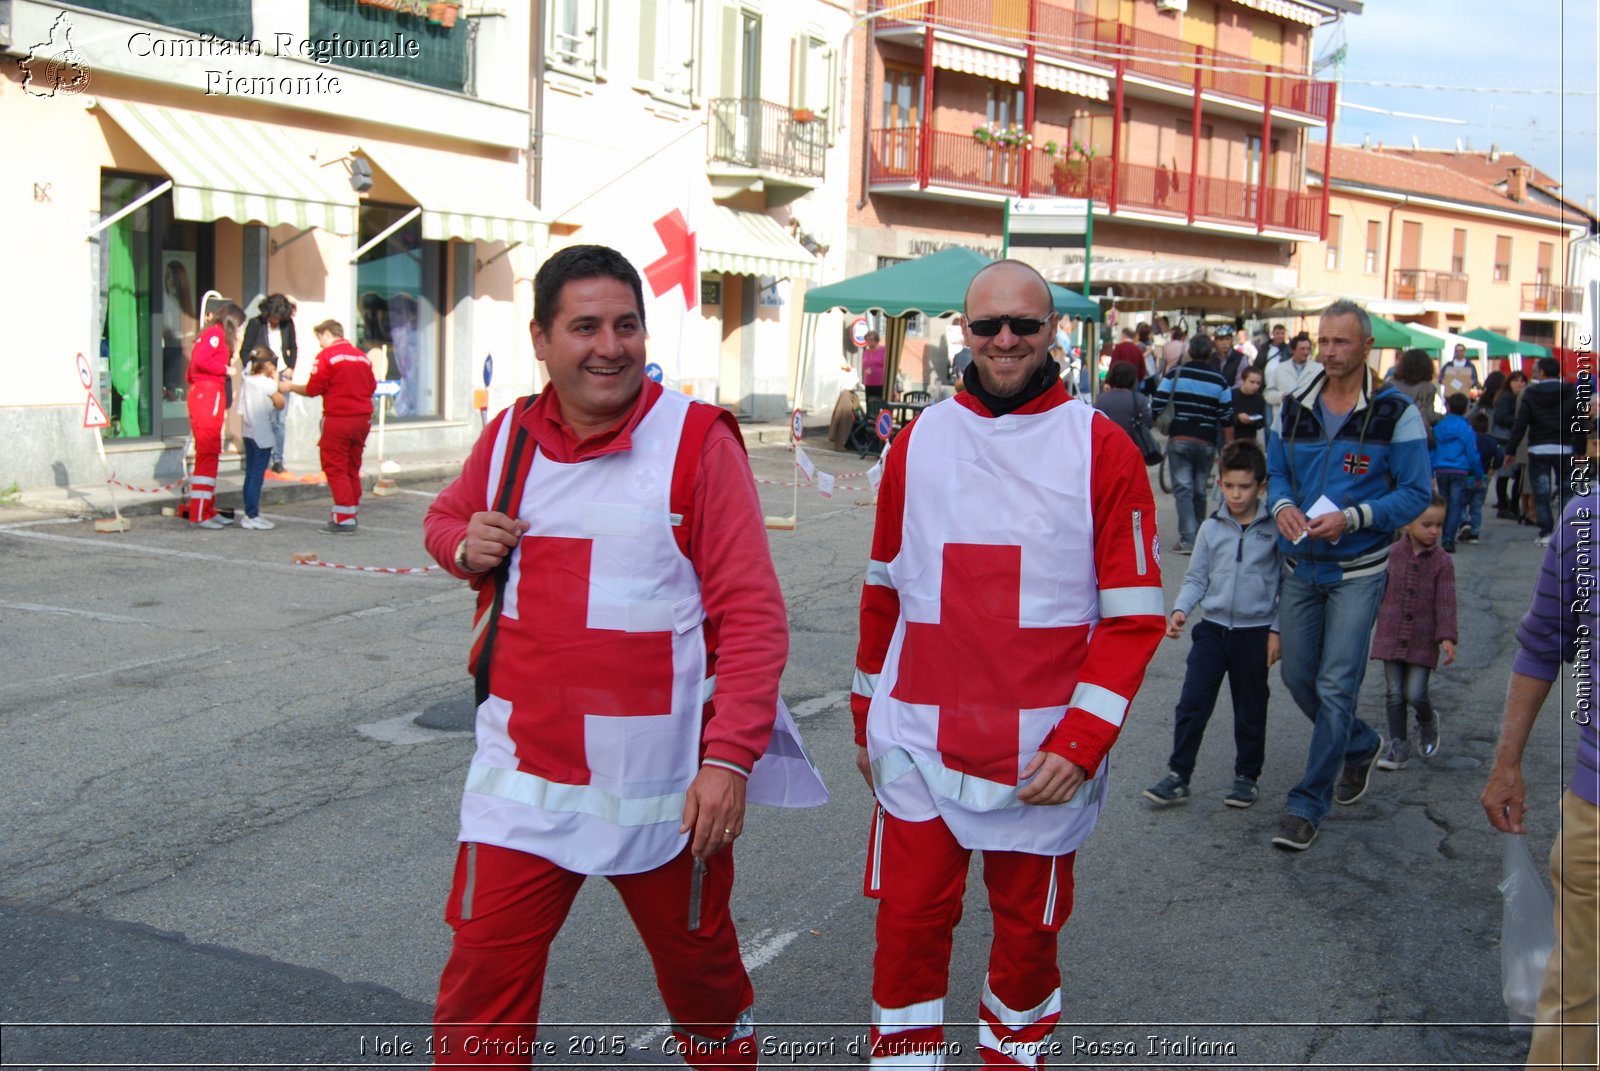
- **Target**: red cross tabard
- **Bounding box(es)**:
[890,543,1080,785]
[644,209,699,311]
[499,535,677,785]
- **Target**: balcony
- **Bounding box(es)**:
[708,99,827,192]
[871,127,1320,237]
[872,0,1335,122]
[1523,283,1582,315]
[1393,270,1470,304]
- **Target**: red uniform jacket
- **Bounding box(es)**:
[305,340,376,418]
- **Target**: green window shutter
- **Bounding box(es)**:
[719,4,740,98]
[638,0,660,81]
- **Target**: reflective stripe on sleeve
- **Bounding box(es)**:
[866,559,894,587]
[854,668,880,698]
[1069,682,1129,727]
[1099,586,1165,618]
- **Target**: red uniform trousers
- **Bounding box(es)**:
[318,415,370,525]
[434,842,756,1070]
[186,381,225,522]
[865,807,1075,1069]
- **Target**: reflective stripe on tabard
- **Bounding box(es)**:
[460,389,713,877]
[865,398,1108,856]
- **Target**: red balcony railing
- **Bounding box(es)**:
[1110,159,1186,214]
[1190,172,1252,224]
[926,130,1028,195]
[1027,153,1113,201]
[1392,269,1470,304]
[873,0,1334,121]
[870,127,921,183]
[1263,186,1322,234]
[1523,282,1582,314]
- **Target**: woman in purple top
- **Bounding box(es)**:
[1369,493,1457,770]
[861,331,886,401]
[1482,483,1600,1070]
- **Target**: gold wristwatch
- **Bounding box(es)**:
[454,538,475,573]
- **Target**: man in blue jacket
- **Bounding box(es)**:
[1266,300,1432,851]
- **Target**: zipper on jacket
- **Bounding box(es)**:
[1133,510,1147,576]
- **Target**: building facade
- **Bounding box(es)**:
[844,0,1341,385]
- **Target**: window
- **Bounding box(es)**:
[1494,235,1512,282]
[548,0,606,79]
[985,84,1027,185]
[790,32,835,152]
[355,204,445,420]
[1364,220,1381,275]
[880,66,922,173]
[1451,228,1466,274]
[1536,241,1554,287]
[638,0,697,99]
[1325,214,1343,271]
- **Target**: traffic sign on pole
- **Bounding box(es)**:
[875,409,894,442]
[83,393,110,429]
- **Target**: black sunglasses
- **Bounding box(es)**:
[967,315,1051,337]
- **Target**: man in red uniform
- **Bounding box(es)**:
[422,245,787,1068]
[285,321,375,533]
[853,260,1166,1068]
[185,302,245,528]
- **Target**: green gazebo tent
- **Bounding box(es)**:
[1369,315,1441,352]
[1461,327,1552,359]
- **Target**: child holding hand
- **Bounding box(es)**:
[238,346,285,530]
[1371,493,1457,769]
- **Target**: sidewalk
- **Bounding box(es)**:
[10,420,801,519]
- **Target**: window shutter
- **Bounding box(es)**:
[719,4,740,98]
[638,0,659,81]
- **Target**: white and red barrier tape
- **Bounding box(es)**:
[754,476,872,492]
[294,558,443,575]
[107,473,186,494]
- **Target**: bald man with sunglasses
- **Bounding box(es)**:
[851,260,1166,1068]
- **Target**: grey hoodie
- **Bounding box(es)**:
[1173,500,1281,630]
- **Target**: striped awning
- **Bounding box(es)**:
[699,206,818,281]
[932,40,1022,83]
[95,100,356,234]
[1036,61,1111,101]
[358,142,545,245]
[1045,259,1290,303]
[1227,0,1322,25]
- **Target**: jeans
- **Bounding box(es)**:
[1167,438,1216,548]
[1278,565,1388,825]
[242,440,271,518]
[1381,660,1435,740]
[1167,621,1271,780]
[268,397,287,466]
[1528,454,1573,537]
[1465,477,1487,536]
[1435,471,1470,547]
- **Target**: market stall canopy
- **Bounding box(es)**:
[1044,258,1289,309]
[1461,327,1552,359]
[357,141,546,245]
[1405,322,1488,360]
[1368,315,1441,351]
[804,246,1102,321]
[94,99,357,234]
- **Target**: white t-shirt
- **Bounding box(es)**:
[240,375,279,449]
[264,323,283,359]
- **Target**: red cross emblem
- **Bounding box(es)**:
[498,536,676,784]
[644,209,699,311]
[891,544,1082,785]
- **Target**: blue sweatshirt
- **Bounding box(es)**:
[1430,413,1484,476]
[1268,369,1433,583]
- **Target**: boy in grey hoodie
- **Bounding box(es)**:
[1145,441,1282,808]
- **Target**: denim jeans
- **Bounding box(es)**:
[1527,454,1573,537]
[1167,438,1215,548]
[1167,621,1271,780]
[243,440,271,518]
[268,398,287,466]
[1278,565,1388,825]
[1381,660,1434,740]
[1465,477,1487,536]
[1435,472,1469,548]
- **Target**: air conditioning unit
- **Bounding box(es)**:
[1156,0,1188,11]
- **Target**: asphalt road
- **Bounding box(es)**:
[0,434,1566,1070]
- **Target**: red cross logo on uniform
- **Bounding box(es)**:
[891,543,1080,785]
[500,536,676,784]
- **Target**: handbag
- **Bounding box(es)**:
[1133,421,1164,466]
[1153,366,1184,435]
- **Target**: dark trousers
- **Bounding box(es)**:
[1167,620,1271,780]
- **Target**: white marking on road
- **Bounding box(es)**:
[398,488,439,498]
[0,528,412,579]
[626,927,804,1052]
[356,712,472,745]
[0,601,148,625]
[0,515,93,531]
[790,691,849,720]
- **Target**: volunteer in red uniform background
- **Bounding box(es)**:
[185,302,245,528]
[286,321,375,533]
[422,245,788,1068]
[852,260,1167,1068]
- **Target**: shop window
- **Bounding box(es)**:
[355,204,444,419]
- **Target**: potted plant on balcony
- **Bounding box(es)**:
[792,107,816,123]
[972,123,1031,150]
[1051,141,1096,197]
[427,1,461,25]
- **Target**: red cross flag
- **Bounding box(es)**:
[568,132,710,391]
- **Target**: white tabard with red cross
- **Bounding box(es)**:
[866,399,1109,856]
[459,389,711,877]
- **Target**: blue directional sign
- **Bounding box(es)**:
[645,362,665,383]
[373,380,402,398]
[482,353,493,387]
[875,410,894,442]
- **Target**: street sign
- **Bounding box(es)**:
[791,408,804,441]
[645,362,665,383]
[482,353,493,387]
[75,352,93,391]
[851,317,870,347]
[373,380,402,398]
[1005,197,1091,249]
[875,409,893,441]
[83,393,109,429]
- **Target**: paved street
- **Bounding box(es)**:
[0,435,1565,1069]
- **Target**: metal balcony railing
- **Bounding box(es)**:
[1393,270,1470,304]
[1522,282,1581,314]
[708,98,827,180]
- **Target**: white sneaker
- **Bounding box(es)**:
[195,516,227,530]
[1535,535,1551,547]
[240,515,275,530]
[216,513,234,525]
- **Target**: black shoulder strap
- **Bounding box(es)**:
[473,400,535,707]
